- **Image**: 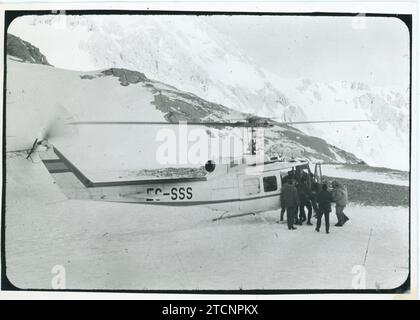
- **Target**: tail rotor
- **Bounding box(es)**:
[26,113,73,161]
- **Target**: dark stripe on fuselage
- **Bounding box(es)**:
[51,147,207,187]
[90,177,207,187]
[113,192,281,206]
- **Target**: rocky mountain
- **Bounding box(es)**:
[8,15,409,170]
[6,33,51,66]
[6,36,362,177]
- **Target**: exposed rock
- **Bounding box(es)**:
[323,176,408,207]
[80,74,98,80]
[151,90,230,123]
[7,33,51,66]
[101,68,147,86]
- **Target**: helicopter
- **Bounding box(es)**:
[22,116,371,220]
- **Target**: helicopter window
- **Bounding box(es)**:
[243,178,261,196]
[263,176,278,192]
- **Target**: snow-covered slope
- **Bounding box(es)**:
[266,73,410,171]
[6,53,362,177]
[8,15,409,170]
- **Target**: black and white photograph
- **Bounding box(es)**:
[0,2,415,297]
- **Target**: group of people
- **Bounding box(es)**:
[279,171,349,234]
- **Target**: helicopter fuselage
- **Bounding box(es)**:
[40,146,319,215]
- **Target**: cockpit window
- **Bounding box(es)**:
[263,176,278,192]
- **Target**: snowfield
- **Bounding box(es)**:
[5,155,409,290]
[322,164,409,187]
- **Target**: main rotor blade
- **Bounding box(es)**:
[279,119,375,125]
[67,121,271,128]
[67,119,373,128]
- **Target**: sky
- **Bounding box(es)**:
[206,15,410,92]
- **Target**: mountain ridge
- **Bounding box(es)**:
[6,35,363,172]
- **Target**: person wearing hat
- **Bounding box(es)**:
[331,180,349,227]
[316,183,333,233]
[310,180,321,219]
[279,172,295,222]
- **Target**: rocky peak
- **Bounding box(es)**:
[101,68,147,86]
[7,33,51,66]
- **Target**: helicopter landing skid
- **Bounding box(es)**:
[212,211,269,223]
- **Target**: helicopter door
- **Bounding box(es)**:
[238,173,281,213]
[237,175,260,213]
[239,175,261,198]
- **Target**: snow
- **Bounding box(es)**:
[266,72,410,171]
[6,58,255,177]
[8,15,94,71]
[322,164,409,187]
[6,58,183,172]
[8,14,410,170]
[4,16,410,292]
[6,58,165,152]
[5,154,409,290]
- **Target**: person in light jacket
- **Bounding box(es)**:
[331,180,349,227]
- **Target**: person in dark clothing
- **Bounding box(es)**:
[279,172,296,222]
[296,178,313,225]
[310,181,321,219]
[280,195,286,222]
[279,175,289,222]
[316,183,333,234]
[280,180,300,230]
